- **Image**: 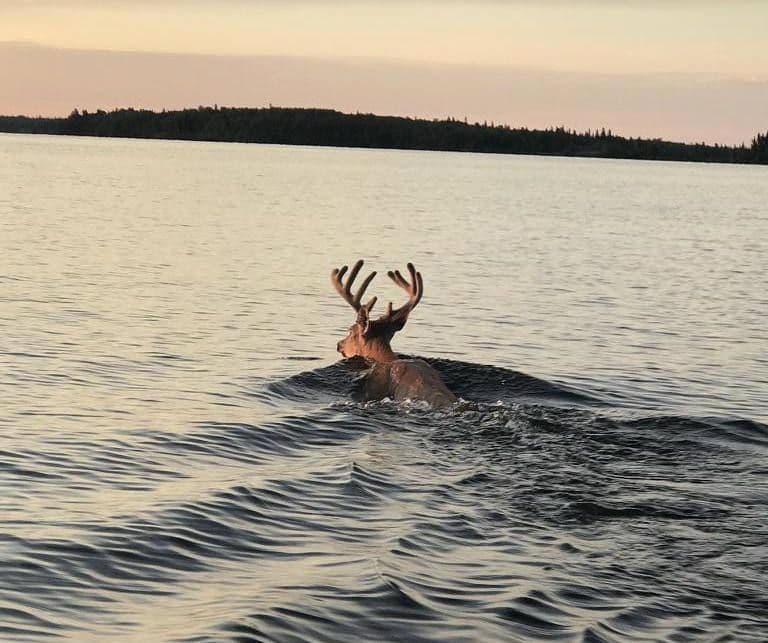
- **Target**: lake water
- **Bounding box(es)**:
[1,133,766,642]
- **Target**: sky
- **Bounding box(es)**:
[1,1,767,143]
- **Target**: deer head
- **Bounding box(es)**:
[331,259,423,363]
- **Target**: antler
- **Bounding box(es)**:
[331,259,378,313]
[380,262,423,327]
[331,259,424,334]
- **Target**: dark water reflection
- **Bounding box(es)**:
[1,135,767,641]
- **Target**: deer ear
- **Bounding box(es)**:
[357,295,378,328]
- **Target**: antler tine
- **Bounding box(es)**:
[331,259,377,312]
[388,269,410,291]
[383,262,423,323]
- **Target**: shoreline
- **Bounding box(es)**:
[2,106,766,166]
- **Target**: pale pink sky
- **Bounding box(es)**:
[1,1,767,144]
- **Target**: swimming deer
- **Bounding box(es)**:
[331,259,457,408]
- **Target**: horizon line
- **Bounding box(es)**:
[3,42,766,146]
[3,105,765,150]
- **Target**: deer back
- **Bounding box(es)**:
[360,359,457,408]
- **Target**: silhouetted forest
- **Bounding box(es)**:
[1,106,767,164]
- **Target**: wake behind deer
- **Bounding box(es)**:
[331,259,457,408]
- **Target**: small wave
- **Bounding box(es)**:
[263,356,604,410]
[424,357,604,407]
[3,357,766,641]
[258,362,357,405]
[620,414,768,449]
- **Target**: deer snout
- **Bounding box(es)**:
[336,341,343,354]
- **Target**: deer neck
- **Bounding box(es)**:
[361,339,397,363]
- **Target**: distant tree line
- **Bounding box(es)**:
[1,106,767,164]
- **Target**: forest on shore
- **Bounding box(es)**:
[1,106,767,164]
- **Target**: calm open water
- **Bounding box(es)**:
[1,133,767,642]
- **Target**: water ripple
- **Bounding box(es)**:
[2,139,767,641]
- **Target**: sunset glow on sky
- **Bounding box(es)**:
[1,1,767,143]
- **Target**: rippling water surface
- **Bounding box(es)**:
[1,134,767,642]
